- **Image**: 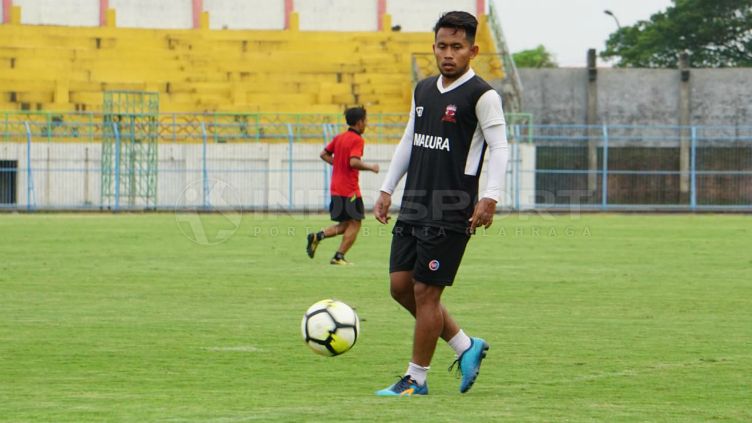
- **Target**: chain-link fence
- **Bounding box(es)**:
[1,111,750,211]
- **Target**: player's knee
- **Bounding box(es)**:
[413,281,442,305]
[389,282,412,305]
[389,283,405,301]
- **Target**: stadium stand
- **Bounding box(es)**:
[0,15,502,114]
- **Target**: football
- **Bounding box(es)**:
[301,299,360,356]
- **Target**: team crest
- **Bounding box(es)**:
[416,106,424,117]
[441,104,457,123]
[428,259,440,271]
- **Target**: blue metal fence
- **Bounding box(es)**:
[0,113,750,211]
[524,124,752,210]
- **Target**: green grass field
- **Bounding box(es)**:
[1,213,750,422]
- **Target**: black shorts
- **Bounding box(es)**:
[389,221,470,286]
[330,195,365,222]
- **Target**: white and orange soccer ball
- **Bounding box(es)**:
[301,299,360,356]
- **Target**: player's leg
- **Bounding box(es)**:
[330,220,359,265]
[307,196,347,258]
[330,197,364,264]
[377,279,448,395]
[378,224,460,396]
[411,226,488,394]
[323,221,348,238]
[376,287,433,397]
[389,270,460,342]
[389,271,416,312]
[377,223,429,396]
[307,221,346,258]
[336,219,361,254]
[411,280,444,368]
[389,225,462,341]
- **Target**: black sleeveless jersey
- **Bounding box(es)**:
[398,74,495,233]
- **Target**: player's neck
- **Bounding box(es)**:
[440,68,469,89]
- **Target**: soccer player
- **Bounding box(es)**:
[373,11,509,396]
[307,107,379,265]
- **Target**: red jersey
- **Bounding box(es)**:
[325,128,365,198]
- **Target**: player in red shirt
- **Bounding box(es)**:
[306,107,379,265]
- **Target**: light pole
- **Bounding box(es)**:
[604,9,621,29]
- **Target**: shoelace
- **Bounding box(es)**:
[448,358,462,378]
[448,340,474,377]
[392,375,415,391]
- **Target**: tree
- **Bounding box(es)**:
[512,45,558,68]
[601,0,752,68]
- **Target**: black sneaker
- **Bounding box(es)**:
[306,233,319,258]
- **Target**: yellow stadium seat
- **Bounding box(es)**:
[0,19,501,114]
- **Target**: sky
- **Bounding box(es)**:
[491,0,674,67]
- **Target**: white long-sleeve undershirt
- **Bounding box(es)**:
[478,123,509,202]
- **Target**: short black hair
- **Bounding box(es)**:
[433,11,478,45]
[345,107,367,126]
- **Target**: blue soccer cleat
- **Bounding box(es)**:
[375,375,428,396]
[450,337,489,393]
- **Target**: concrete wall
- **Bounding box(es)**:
[519,67,752,126]
[518,69,588,125]
[4,0,481,31]
[0,142,519,210]
[204,0,285,30]
[297,0,377,31]
[16,0,99,26]
[598,69,679,126]
[110,0,193,29]
[387,0,476,32]
[691,69,751,128]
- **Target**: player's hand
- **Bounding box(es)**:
[371,163,380,174]
[469,197,497,233]
[373,191,391,224]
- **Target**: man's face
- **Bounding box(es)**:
[433,27,478,82]
[356,117,367,134]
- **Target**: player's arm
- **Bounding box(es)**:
[469,90,509,232]
[374,98,416,224]
[349,157,379,173]
[320,149,333,165]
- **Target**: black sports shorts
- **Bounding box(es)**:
[330,195,365,222]
[389,220,470,286]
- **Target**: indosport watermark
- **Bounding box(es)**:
[174,186,597,243]
[244,188,595,240]
[248,220,592,240]
[175,178,243,245]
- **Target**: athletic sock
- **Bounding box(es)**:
[448,329,472,356]
[316,231,325,241]
[333,251,345,260]
[405,362,429,386]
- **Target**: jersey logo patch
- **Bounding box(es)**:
[428,260,440,271]
[416,106,424,117]
[441,104,457,123]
